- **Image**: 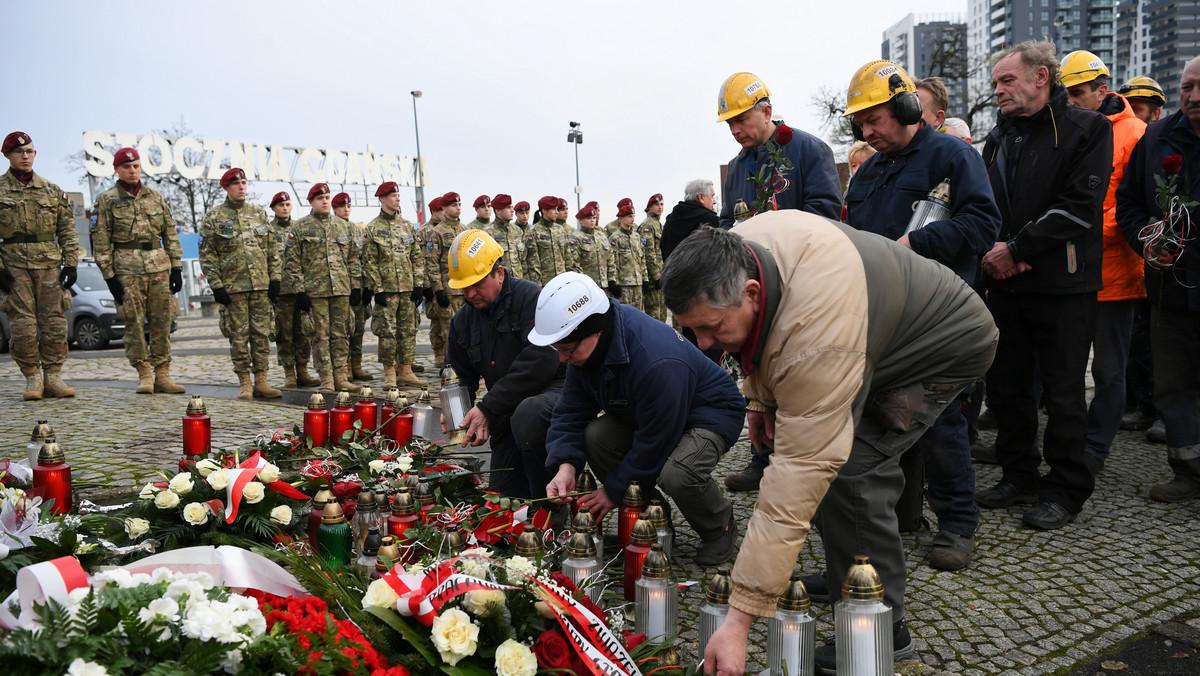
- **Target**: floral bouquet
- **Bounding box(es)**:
[1139,152,1197,270]
[746,123,796,218]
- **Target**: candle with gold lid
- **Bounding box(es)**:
[316,501,352,567]
[634,543,677,645]
[304,393,329,447]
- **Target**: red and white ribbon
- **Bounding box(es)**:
[0,555,89,630]
[119,545,309,598]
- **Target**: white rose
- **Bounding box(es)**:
[458,557,488,580]
[195,458,221,477]
[138,597,180,624]
[494,639,538,676]
[396,456,414,472]
[154,489,180,510]
[207,468,231,491]
[431,608,479,666]
[124,517,150,539]
[257,463,280,484]
[368,459,385,474]
[168,473,194,495]
[462,588,506,618]
[241,482,265,504]
[138,483,158,500]
[269,505,292,525]
[67,658,109,676]
[361,578,401,609]
[183,502,209,526]
[506,556,535,575]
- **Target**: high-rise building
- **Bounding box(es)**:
[1117,0,1200,104]
[882,13,970,118]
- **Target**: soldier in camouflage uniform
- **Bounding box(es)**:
[198,168,282,400]
[604,197,633,237]
[468,194,492,232]
[484,194,524,280]
[333,193,372,382]
[573,204,614,294]
[268,191,318,388]
[523,196,572,286]
[286,183,363,394]
[363,182,425,389]
[425,191,467,367]
[639,193,667,322]
[410,196,443,360]
[554,197,579,272]
[0,132,79,400]
[513,200,531,235]
[93,147,185,395]
[608,201,646,310]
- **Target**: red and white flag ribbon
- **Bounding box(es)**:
[0,555,89,630]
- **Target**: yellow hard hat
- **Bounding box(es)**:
[716,72,771,122]
[844,60,918,117]
[1119,76,1166,105]
[1060,50,1109,88]
[448,229,504,289]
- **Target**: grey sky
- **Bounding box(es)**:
[11,0,967,220]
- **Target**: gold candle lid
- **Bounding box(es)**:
[396,394,410,410]
[777,569,811,611]
[416,387,432,404]
[572,505,596,534]
[414,478,435,506]
[307,392,326,409]
[358,386,374,402]
[629,517,657,545]
[706,566,732,604]
[576,468,597,493]
[640,543,672,579]
[445,528,466,552]
[334,390,353,407]
[566,530,596,558]
[374,491,390,512]
[357,490,377,512]
[30,420,53,443]
[441,368,459,385]
[622,480,645,507]
[390,487,416,515]
[321,500,346,524]
[313,488,335,507]
[376,535,400,571]
[186,395,207,415]
[383,388,399,405]
[842,555,884,600]
[515,529,543,558]
[645,499,668,529]
[37,440,65,465]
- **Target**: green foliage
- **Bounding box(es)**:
[746,140,795,217]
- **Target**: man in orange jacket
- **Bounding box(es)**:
[1061,51,1147,474]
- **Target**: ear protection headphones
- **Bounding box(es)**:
[851,74,925,141]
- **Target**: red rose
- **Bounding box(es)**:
[332,480,363,499]
[1163,153,1184,175]
[623,631,647,651]
[533,630,573,670]
[550,571,578,593]
[776,123,793,145]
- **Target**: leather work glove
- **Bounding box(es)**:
[641,280,652,294]
[267,279,281,300]
[0,267,13,293]
[105,276,126,305]
[212,287,232,305]
[423,286,433,302]
[362,288,374,306]
[409,288,424,304]
[169,267,183,293]
[59,266,77,289]
[607,281,622,299]
[295,291,312,312]
[435,289,451,307]
[349,288,362,306]
[374,292,388,306]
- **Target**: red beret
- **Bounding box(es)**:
[586,201,598,209]
[514,201,530,212]
[556,197,568,209]
[537,196,558,211]
[429,196,444,211]
[270,191,291,207]
[332,192,351,208]
[492,194,513,209]
[617,197,633,209]
[220,168,246,187]
[473,194,490,208]
[113,147,139,167]
[375,181,399,197]
[645,193,663,210]
[441,191,461,205]
[307,183,330,201]
[576,205,596,220]
[2,132,31,155]
[617,204,635,218]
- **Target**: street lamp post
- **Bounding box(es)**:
[411,91,425,224]
[567,121,583,210]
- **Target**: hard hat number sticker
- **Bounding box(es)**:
[566,294,590,315]
[875,65,899,79]
[466,237,485,256]
[744,81,763,96]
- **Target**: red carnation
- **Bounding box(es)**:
[776,123,793,145]
[550,571,578,593]
[533,630,573,670]
[1163,153,1184,175]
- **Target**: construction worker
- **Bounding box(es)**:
[1118,75,1167,124]
[198,168,282,400]
[639,194,666,322]
[285,183,362,394]
[608,201,645,310]
[425,191,467,367]
[716,72,842,227]
[0,131,79,400]
[445,229,564,498]
[92,147,186,395]
[268,191,318,388]
[573,203,612,292]
[362,182,424,389]
[1060,51,1148,476]
[523,196,571,286]
[333,192,372,382]
[485,194,525,280]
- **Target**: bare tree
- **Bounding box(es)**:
[922,24,997,135]
[809,85,857,157]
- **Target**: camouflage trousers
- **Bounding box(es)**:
[372,293,418,367]
[643,286,666,323]
[310,295,351,373]
[618,285,644,312]
[225,290,272,374]
[118,269,175,367]
[426,294,465,363]
[274,294,311,367]
[1,267,69,374]
[349,302,368,360]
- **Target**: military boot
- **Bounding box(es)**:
[283,366,298,388]
[383,366,397,389]
[237,372,253,401]
[318,369,336,395]
[135,362,155,394]
[22,370,43,401]
[153,363,186,394]
[296,360,320,387]
[334,367,362,394]
[351,357,373,381]
[397,364,423,388]
[42,368,75,398]
[411,364,425,373]
[254,371,282,398]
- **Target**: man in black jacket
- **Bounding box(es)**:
[662,179,720,261]
[976,41,1113,530]
[445,229,565,499]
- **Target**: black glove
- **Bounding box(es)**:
[295,291,312,312]
[362,288,373,305]
[59,266,77,290]
[0,268,12,293]
[267,279,280,300]
[653,278,661,290]
[435,289,450,307]
[169,267,183,293]
[212,287,232,305]
[423,286,433,301]
[607,281,622,299]
[349,288,362,306]
[409,287,424,304]
[642,280,652,293]
[374,292,388,306]
[105,276,126,305]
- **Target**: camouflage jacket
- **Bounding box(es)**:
[603,218,620,238]
[93,183,181,278]
[555,220,579,273]
[198,199,279,293]
[363,209,424,293]
[424,217,467,296]
[608,226,645,285]
[485,217,525,279]
[574,227,612,289]
[269,216,299,295]
[523,218,570,286]
[284,211,361,298]
[0,171,79,270]
[638,213,663,280]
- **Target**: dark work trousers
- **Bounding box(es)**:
[488,388,561,499]
[1085,300,1135,460]
[985,290,1097,513]
[1126,298,1156,415]
[895,388,978,537]
[1150,307,1200,478]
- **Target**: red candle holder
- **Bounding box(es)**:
[618,481,647,551]
[304,393,329,447]
[329,391,354,446]
[354,387,378,434]
[33,441,72,515]
[387,487,420,539]
[182,396,211,459]
[382,390,414,446]
[623,517,656,602]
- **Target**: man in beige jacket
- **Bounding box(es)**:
[662,212,997,675]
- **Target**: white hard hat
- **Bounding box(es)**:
[528,272,609,346]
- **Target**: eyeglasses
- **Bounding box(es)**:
[552,339,583,357]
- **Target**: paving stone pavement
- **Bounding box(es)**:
[2,314,1198,674]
